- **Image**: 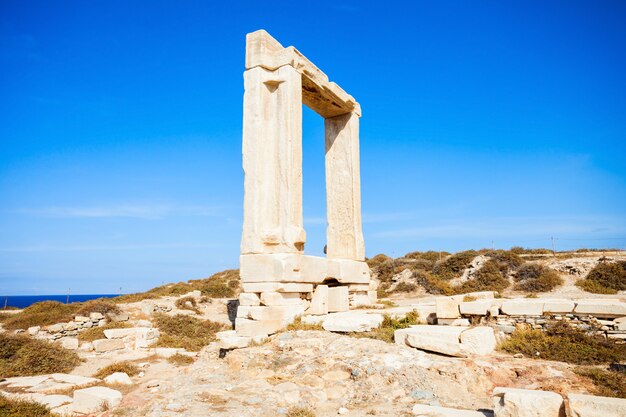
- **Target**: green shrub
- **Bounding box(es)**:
[93,361,140,379]
[574,367,626,398]
[154,314,226,351]
[0,333,81,377]
[454,260,510,294]
[349,311,419,343]
[577,261,626,294]
[432,250,478,280]
[0,396,53,417]
[514,264,563,292]
[499,322,626,365]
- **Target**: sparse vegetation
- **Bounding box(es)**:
[514,263,563,292]
[454,259,510,294]
[0,333,81,377]
[154,313,226,351]
[168,353,195,366]
[75,298,120,316]
[432,250,478,280]
[286,406,316,417]
[285,316,323,331]
[175,296,201,314]
[93,361,140,379]
[574,366,626,398]
[499,322,626,365]
[349,311,419,343]
[0,396,53,417]
[113,269,241,303]
[576,260,626,294]
[78,321,132,342]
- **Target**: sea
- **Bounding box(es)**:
[2,294,119,309]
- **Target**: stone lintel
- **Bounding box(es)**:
[245,29,360,118]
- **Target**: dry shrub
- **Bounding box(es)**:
[175,296,200,313]
[432,250,478,280]
[0,396,53,417]
[514,263,563,292]
[349,311,419,343]
[78,321,132,342]
[93,361,140,379]
[393,282,417,292]
[286,406,316,417]
[76,299,120,316]
[154,314,226,351]
[574,367,626,398]
[484,250,524,269]
[0,333,81,377]
[576,261,626,294]
[454,260,510,294]
[1,301,78,330]
[168,353,195,366]
[499,322,626,365]
[413,270,452,295]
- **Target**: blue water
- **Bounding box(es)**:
[2,294,119,309]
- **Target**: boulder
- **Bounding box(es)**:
[459,326,496,355]
[493,387,565,417]
[104,372,133,385]
[405,334,468,357]
[322,312,383,332]
[567,393,626,417]
[412,403,490,416]
[72,386,122,414]
[436,297,460,319]
[500,299,544,316]
[93,338,125,352]
[573,299,626,318]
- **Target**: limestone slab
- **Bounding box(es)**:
[412,403,490,416]
[500,299,544,316]
[322,312,383,332]
[436,297,460,319]
[241,282,313,293]
[309,285,329,315]
[573,299,626,318]
[239,292,261,306]
[460,326,496,355]
[72,386,122,414]
[93,338,125,352]
[542,299,575,314]
[492,387,564,417]
[567,392,626,417]
[327,286,349,312]
[459,299,493,316]
[405,334,468,357]
[260,292,303,306]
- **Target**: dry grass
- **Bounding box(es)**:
[499,322,626,365]
[113,269,241,303]
[432,250,479,280]
[574,366,626,398]
[93,361,140,379]
[175,296,201,314]
[349,311,419,344]
[576,260,626,294]
[0,396,53,417]
[285,316,323,331]
[0,333,81,377]
[454,259,510,294]
[167,353,195,366]
[154,313,226,351]
[78,321,132,342]
[286,406,316,417]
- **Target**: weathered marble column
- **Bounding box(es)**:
[241,64,305,255]
[325,111,365,261]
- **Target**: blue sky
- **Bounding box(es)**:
[1,1,625,295]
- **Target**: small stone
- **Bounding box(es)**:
[338,407,349,415]
[104,372,133,385]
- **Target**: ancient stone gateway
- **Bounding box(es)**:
[235,30,375,338]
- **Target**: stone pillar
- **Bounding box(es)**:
[241,64,306,255]
[324,111,365,261]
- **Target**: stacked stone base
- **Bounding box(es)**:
[231,254,376,341]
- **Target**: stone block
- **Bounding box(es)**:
[412,403,490,416]
[248,305,305,324]
[567,393,626,417]
[308,285,328,315]
[217,330,252,349]
[394,325,467,347]
[28,326,41,336]
[89,312,104,320]
[235,317,279,337]
[241,282,313,293]
[135,327,160,348]
[460,326,496,355]
[542,299,575,314]
[74,315,90,323]
[437,318,470,326]
[349,291,371,308]
[327,286,349,312]
[72,386,122,414]
[322,312,383,332]
[104,372,132,385]
[405,334,467,357]
[327,259,371,284]
[436,297,460,319]
[573,299,626,318]
[239,292,261,306]
[459,299,492,316]
[236,305,252,318]
[493,387,565,417]
[104,328,137,339]
[240,253,301,282]
[93,338,125,352]
[47,324,63,333]
[500,299,544,316]
[367,290,378,304]
[260,292,303,306]
[60,337,79,350]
